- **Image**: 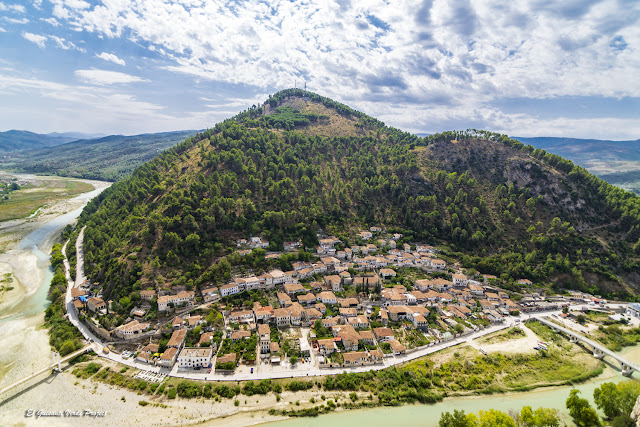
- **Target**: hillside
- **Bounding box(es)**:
[514,137,640,195]
[75,89,640,306]
[0,130,84,152]
[5,131,197,181]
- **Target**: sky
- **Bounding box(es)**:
[0,0,639,139]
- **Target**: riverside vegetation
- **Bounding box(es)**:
[67,321,603,415]
[438,380,640,427]
[68,89,640,330]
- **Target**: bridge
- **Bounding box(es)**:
[535,316,639,376]
[0,344,94,398]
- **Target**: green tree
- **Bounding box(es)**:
[439,409,478,427]
[477,409,516,427]
[593,381,640,421]
[520,406,561,426]
[566,389,601,427]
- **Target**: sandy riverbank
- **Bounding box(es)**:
[0,173,110,391]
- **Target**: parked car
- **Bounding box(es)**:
[251,368,254,373]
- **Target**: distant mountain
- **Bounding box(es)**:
[45,131,107,140]
[8,130,198,181]
[513,137,640,195]
[0,130,82,152]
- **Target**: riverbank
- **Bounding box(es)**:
[0,172,110,391]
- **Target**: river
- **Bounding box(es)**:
[0,174,110,388]
[264,340,640,426]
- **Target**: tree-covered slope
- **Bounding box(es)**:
[75,89,640,305]
[8,130,197,181]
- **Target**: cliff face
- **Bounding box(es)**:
[632,395,640,426]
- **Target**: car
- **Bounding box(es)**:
[251,368,254,373]
[207,369,211,373]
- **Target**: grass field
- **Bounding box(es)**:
[0,178,94,221]
[477,327,526,345]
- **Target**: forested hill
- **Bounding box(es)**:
[0,130,82,151]
[6,130,197,181]
[76,89,640,306]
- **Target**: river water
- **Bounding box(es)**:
[266,338,640,426]
[0,174,109,387]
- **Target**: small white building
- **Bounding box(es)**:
[177,347,213,369]
[627,303,640,318]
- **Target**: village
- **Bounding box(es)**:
[67,227,601,378]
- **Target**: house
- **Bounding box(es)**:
[284,283,306,296]
[320,257,340,270]
[254,305,274,323]
[358,231,373,240]
[468,283,484,296]
[187,315,203,328]
[198,332,214,347]
[227,309,255,324]
[270,342,280,354]
[167,328,187,348]
[249,236,269,249]
[87,297,106,313]
[315,302,326,314]
[172,316,184,328]
[388,339,407,355]
[201,287,219,302]
[157,291,195,311]
[339,271,352,285]
[370,226,382,232]
[339,307,357,317]
[269,269,287,285]
[157,347,178,367]
[288,303,304,326]
[317,291,337,305]
[230,330,251,341]
[343,351,367,365]
[348,315,370,329]
[284,241,302,251]
[322,317,340,328]
[452,274,468,287]
[114,320,150,340]
[387,305,412,322]
[411,314,429,330]
[323,275,343,292]
[369,349,384,362]
[178,347,213,369]
[258,324,271,354]
[136,343,159,363]
[359,330,375,345]
[216,353,237,368]
[431,278,453,292]
[518,279,533,286]
[297,293,317,305]
[305,307,323,322]
[220,283,240,298]
[274,308,291,328]
[373,327,395,342]
[353,275,380,288]
[258,272,274,289]
[380,268,396,279]
[277,292,292,307]
[297,267,314,280]
[334,325,360,351]
[317,338,337,355]
[140,289,156,301]
[309,281,324,292]
[430,259,446,269]
[70,288,86,300]
[627,303,640,318]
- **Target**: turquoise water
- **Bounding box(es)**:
[264,346,640,426]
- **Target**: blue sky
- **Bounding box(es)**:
[0,0,638,139]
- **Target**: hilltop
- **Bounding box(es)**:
[75,89,640,305]
[0,130,88,152]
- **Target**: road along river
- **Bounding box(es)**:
[0,173,110,389]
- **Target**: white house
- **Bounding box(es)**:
[177,347,213,369]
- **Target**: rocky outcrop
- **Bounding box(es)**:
[631,394,640,426]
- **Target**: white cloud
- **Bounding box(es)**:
[96,52,125,66]
[7,0,640,138]
[50,35,85,52]
[0,2,25,13]
[0,27,5,32]
[3,17,29,24]
[33,0,43,9]
[41,17,60,27]
[74,69,147,85]
[22,32,47,48]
